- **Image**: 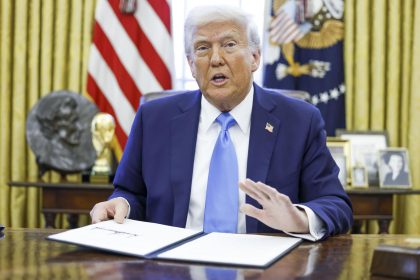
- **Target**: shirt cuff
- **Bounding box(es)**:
[283,204,326,242]
[115,197,131,219]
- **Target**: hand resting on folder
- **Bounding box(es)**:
[90,197,128,224]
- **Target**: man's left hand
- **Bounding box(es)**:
[239,179,309,233]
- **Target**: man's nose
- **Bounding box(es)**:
[210,47,224,66]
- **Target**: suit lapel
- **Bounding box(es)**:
[170,91,201,227]
[246,84,281,233]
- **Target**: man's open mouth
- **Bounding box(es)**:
[211,74,227,83]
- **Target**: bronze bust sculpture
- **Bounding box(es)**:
[26,91,98,178]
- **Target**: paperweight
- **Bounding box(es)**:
[371,239,420,279]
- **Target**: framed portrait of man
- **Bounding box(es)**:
[378,148,412,188]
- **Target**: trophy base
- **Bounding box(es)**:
[82,172,114,184]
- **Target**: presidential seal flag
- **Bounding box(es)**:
[263,0,345,135]
[87,0,174,159]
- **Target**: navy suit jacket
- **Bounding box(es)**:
[110,84,353,238]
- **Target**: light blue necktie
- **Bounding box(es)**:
[203,112,238,233]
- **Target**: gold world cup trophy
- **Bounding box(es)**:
[90,113,115,183]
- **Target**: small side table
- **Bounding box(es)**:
[8,181,113,228]
[346,187,420,233]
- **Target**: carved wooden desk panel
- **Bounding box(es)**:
[1,229,419,279]
[8,181,113,228]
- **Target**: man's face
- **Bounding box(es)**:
[187,20,260,112]
[388,155,403,173]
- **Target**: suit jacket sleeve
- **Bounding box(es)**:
[299,108,353,237]
[109,106,146,220]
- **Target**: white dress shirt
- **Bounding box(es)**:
[185,86,326,241]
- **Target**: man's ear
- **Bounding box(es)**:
[251,49,261,73]
[187,56,196,78]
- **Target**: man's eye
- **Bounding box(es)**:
[224,42,237,48]
[196,46,208,52]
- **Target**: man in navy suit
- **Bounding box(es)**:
[90,5,353,240]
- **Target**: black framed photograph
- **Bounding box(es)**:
[378,148,412,188]
[336,130,388,186]
[327,138,351,187]
[351,166,369,188]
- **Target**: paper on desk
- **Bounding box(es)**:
[48,219,201,257]
[157,232,302,267]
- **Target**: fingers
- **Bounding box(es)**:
[255,181,280,198]
[90,198,128,224]
[239,179,268,203]
[113,198,129,224]
[90,202,110,224]
[240,179,287,203]
[240,203,264,221]
[239,179,309,233]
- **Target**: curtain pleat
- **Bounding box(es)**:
[0,0,13,226]
[404,0,420,234]
[26,0,42,228]
[370,0,386,130]
[10,0,30,228]
[353,0,370,130]
[386,0,402,146]
[344,0,354,130]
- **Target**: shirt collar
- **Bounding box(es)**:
[200,85,254,134]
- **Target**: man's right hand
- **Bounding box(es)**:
[90,197,129,224]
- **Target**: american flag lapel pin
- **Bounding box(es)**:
[265,122,274,133]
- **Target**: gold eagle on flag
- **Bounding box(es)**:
[266,0,344,79]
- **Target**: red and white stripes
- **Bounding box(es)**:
[269,1,305,44]
[87,0,173,150]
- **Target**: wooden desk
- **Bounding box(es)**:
[346,187,420,234]
[1,229,418,279]
[8,181,113,228]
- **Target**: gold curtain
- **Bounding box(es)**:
[0,0,97,227]
[345,0,420,234]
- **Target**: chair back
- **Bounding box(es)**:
[140,90,185,104]
[267,88,311,103]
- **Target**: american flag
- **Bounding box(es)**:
[269,9,301,44]
[87,0,173,158]
[269,0,306,44]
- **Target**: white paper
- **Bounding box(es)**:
[157,232,302,267]
[48,219,201,256]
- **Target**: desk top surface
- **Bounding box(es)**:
[1,228,419,279]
